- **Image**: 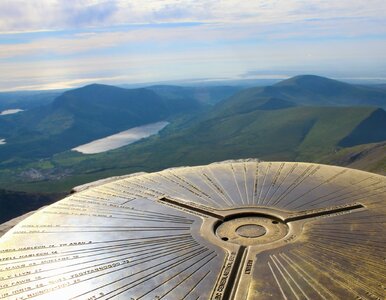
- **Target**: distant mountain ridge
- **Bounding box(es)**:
[0,90,63,111]
[222,75,386,109]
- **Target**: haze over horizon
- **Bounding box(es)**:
[1,0,386,91]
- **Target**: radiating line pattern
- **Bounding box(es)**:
[250,198,386,300]
[258,220,386,300]
[0,161,385,299]
[0,194,222,299]
[114,161,385,211]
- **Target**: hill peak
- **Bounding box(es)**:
[275,75,346,87]
[57,84,153,103]
[83,83,109,88]
[72,83,129,92]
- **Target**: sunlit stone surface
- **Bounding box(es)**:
[72,121,169,154]
[0,160,385,299]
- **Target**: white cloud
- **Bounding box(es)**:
[1,37,385,91]
[0,23,261,59]
[0,0,385,90]
[1,13,385,61]
[0,0,385,33]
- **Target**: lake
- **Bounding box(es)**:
[72,121,169,154]
[0,109,24,115]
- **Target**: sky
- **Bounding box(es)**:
[0,0,386,91]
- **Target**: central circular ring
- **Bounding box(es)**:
[214,215,289,246]
[236,224,267,238]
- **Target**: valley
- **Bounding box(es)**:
[0,75,385,222]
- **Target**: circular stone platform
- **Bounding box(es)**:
[0,160,385,299]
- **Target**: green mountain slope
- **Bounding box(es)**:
[338,108,386,147]
[322,141,386,175]
[9,102,383,193]
[127,105,382,164]
[1,75,386,193]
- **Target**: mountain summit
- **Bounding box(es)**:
[233,75,386,108]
